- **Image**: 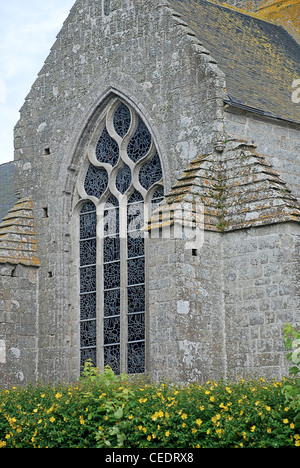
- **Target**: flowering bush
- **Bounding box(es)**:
[282,324,300,430]
[0,366,299,448]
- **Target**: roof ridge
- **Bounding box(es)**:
[168,0,300,123]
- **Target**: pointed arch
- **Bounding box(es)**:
[75,97,164,374]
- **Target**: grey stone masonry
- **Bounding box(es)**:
[0,264,38,387]
[148,230,226,383]
[148,223,300,382]
[2,0,298,386]
[223,222,300,380]
[13,0,226,383]
[225,111,300,199]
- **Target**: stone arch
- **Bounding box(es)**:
[70,95,165,375]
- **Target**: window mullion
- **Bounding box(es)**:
[119,197,128,374]
[97,204,105,371]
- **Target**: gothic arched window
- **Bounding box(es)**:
[78,99,164,374]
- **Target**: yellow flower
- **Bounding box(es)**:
[165,430,170,437]
[147,435,151,441]
[250,426,256,432]
[128,415,134,420]
[212,414,221,424]
[283,419,289,424]
[199,405,204,411]
[210,396,215,402]
[55,393,62,399]
[79,415,85,425]
[225,387,232,394]
[296,440,300,447]
[290,423,295,429]
[196,419,203,426]
[151,410,164,421]
[220,402,228,410]
[138,398,148,404]
[49,417,55,423]
[265,406,271,411]
[267,428,272,433]
[181,413,188,420]
[33,409,38,413]
[192,428,197,434]
[0,441,6,448]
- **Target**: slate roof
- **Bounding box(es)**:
[168,0,300,123]
[0,198,40,267]
[144,139,300,232]
[256,0,300,36]
[0,162,16,223]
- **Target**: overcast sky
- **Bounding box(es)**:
[0,0,75,164]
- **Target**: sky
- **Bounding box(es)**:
[0,0,75,164]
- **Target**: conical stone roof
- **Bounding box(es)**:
[144,139,300,233]
[0,197,40,267]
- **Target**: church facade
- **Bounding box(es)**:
[0,0,299,387]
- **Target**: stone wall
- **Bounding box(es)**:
[8,0,300,385]
[225,110,300,199]
[148,231,226,383]
[0,264,38,387]
[148,222,300,383]
[223,222,300,380]
[13,0,226,382]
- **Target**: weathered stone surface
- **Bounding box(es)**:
[0,198,40,267]
[0,0,299,386]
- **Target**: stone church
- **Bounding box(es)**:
[0,0,299,387]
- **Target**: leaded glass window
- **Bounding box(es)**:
[78,99,164,374]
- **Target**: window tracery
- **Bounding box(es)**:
[78,99,164,374]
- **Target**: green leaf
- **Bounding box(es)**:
[114,408,123,419]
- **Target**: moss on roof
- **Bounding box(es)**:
[256,0,300,35]
[169,0,300,122]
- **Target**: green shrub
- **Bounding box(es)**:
[282,324,300,430]
[0,366,299,448]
